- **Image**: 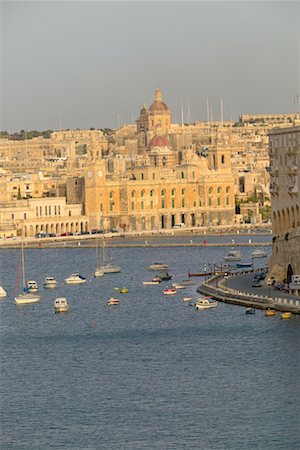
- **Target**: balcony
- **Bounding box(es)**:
[288,165,298,176]
[269,183,279,195]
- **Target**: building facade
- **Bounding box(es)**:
[268,126,300,280]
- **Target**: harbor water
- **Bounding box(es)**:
[1,236,299,449]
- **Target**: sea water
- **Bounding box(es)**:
[0,236,299,449]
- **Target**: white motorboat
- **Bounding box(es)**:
[64,273,87,284]
[172,283,187,289]
[54,297,69,313]
[195,297,218,310]
[182,297,192,302]
[162,287,177,295]
[224,250,241,262]
[107,297,120,305]
[43,277,58,289]
[143,280,160,285]
[251,249,267,258]
[27,280,38,292]
[149,263,169,271]
[15,236,40,305]
[0,286,7,298]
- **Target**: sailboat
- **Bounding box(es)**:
[94,239,104,277]
[97,238,121,274]
[15,236,40,305]
[0,286,7,298]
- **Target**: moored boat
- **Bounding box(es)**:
[245,307,256,315]
[119,287,128,294]
[251,249,267,258]
[236,262,253,269]
[0,286,7,298]
[54,297,69,313]
[94,267,104,277]
[195,297,218,309]
[182,296,192,302]
[107,297,120,305]
[172,283,186,289]
[15,292,40,305]
[100,264,121,274]
[143,280,160,285]
[65,273,86,284]
[158,271,172,281]
[149,263,169,271]
[43,277,58,289]
[27,280,38,292]
[265,308,276,317]
[163,287,177,295]
[224,251,241,262]
[281,312,292,320]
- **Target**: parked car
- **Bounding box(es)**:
[274,281,284,290]
[91,229,101,234]
[109,228,118,233]
[252,279,263,288]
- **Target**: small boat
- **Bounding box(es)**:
[188,271,213,277]
[251,249,267,258]
[158,271,172,281]
[195,297,218,309]
[0,286,7,298]
[64,273,86,284]
[163,287,177,295]
[149,263,169,271]
[94,267,104,277]
[43,277,58,289]
[107,297,120,305]
[100,264,121,274]
[245,308,256,315]
[224,251,241,262]
[181,279,194,285]
[54,297,69,313]
[27,280,38,292]
[172,283,186,289]
[119,287,128,294]
[281,312,292,320]
[265,308,276,317]
[182,297,192,302]
[152,277,162,283]
[143,280,160,285]
[14,236,40,305]
[236,262,253,269]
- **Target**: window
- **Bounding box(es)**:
[152,173,155,180]
[141,190,145,197]
[221,155,225,164]
[131,190,135,198]
[12,213,14,219]
[100,203,103,212]
[172,199,175,208]
[162,199,165,208]
[150,201,153,209]
[162,157,166,166]
[141,201,144,210]
[40,206,42,216]
[109,191,113,198]
[171,188,175,196]
[181,171,184,179]
[110,202,114,211]
[208,198,212,206]
[49,206,51,215]
[182,199,185,207]
[192,171,195,178]
[36,207,38,216]
[217,187,221,194]
[226,197,229,205]
[217,198,221,206]
[226,186,230,193]
[208,187,213,194]
[45,206,47,216]
[150,190,153,197]
[24,213,26,219]
[131,202,134,210]
[193,201,196,207]
[58,205,61,215]
[161,189,165,196]
[181,188,185,196]
[69,210,72,216]
[141,173,144,180]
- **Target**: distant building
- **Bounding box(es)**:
[268,126,300,280]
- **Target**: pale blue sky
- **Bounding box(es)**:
[1,1,299,131]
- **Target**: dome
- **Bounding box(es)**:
[148,88,169,113]
[148,135,171,148]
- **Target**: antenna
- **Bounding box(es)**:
[206,97,209,123]
[221,97,224,124]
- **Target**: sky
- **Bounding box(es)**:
[1,1,299,131]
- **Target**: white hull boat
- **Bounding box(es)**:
[94,267,104,277]
[43,277,58,289]
[107,297,120,305]
[195,297,218,310]
[224,251,241,262]
[54,297,69,313]
[65,273,86,284]
[15,292,40,305]
[0,286,7,298]
[27,280,38,292]
[100,264,121,274]
[172,283,186,289]
[251,249,267,258]
[143,281,160,285]
[149,263,169,271]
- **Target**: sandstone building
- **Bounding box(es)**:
[268,126,300,280]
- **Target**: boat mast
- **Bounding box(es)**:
[21,228,26,290]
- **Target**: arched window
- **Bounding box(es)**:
[109,191,113,198]
[141,190,145,197]
[131,190,136,198]
[162,157,167,166]
[208,187,213,194]
[150,190,153,197]
[181,171,184,179]
[181,188,185,196]
[141,173,144,180]
[217,187,221,194]
[226,186,230,193]
[221,154,225,164]
[161,189,165,196]
[171,188,175,196]
[208,198,212,206]
[217,198,221,206]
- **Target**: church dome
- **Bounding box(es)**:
[149,88,169,113]
[148,134,171,148]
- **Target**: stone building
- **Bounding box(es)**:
[268,126,300,281]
